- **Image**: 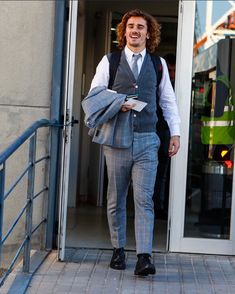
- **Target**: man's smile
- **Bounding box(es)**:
[129,34,140,39]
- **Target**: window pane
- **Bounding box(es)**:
[184,0,235,239]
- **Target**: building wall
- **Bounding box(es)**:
[0,0,55,261]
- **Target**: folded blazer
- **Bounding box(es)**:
[82,86,133,148]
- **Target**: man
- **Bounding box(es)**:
[86,9,180,276]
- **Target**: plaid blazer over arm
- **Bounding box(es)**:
[82,86,133,148]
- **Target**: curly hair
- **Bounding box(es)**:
[116,9,161,53]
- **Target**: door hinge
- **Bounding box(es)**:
[63,128,69,143]
[62,109,79,143]
[63,109,70,143]
[60,111,79,128]
[65,108,70,123]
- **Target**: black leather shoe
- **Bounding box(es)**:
[134,254,156,276]
[110,248,126,270]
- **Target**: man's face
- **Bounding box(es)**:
[125,16,149,52]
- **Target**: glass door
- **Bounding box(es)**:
[170,0,235,254]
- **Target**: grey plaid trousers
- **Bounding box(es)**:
[103,132,160,255]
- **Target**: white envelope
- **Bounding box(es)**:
[124,98,147,112]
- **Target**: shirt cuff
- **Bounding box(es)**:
[169,124,180,137]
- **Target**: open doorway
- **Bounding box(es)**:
[65,0,179,253]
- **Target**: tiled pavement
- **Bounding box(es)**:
[25,248,235,294]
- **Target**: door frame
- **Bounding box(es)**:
[57,0,78,261]
[57,1,176,256]
[169,0,235,255]
[58,0,235,257]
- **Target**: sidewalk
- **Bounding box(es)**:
[24,248,235,294]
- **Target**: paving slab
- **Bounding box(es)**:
[25,249,235,294]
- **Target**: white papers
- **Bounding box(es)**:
[124,98,147,112]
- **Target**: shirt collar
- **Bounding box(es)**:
[124,46,146,63]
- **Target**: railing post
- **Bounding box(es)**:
[0,163,5,267]
[23,133,36,273]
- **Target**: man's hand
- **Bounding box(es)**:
[168,136,180,157]
[121,101,136,112]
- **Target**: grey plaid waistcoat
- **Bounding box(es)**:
[112,51,158,132]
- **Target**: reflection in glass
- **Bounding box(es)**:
[184,1,235,239]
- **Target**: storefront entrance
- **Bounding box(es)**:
[58,0,235,260]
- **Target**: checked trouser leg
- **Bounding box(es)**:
[103,132,160,254]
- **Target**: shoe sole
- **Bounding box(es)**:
[110,264,126,270]
[134,268,156,276]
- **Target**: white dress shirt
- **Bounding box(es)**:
[90,46,180,136]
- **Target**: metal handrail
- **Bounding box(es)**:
[0,119,56,164]
[0,118,59,287]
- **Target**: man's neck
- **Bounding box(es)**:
[126,44,146,53]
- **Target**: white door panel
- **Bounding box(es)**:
[169,0,235,254]
[58,0,78,261]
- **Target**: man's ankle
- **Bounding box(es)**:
[114,247,124,252]
[137,253,151,258]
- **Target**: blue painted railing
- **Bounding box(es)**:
[0,118,58,287]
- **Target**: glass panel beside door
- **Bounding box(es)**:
[184,1,235,240]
